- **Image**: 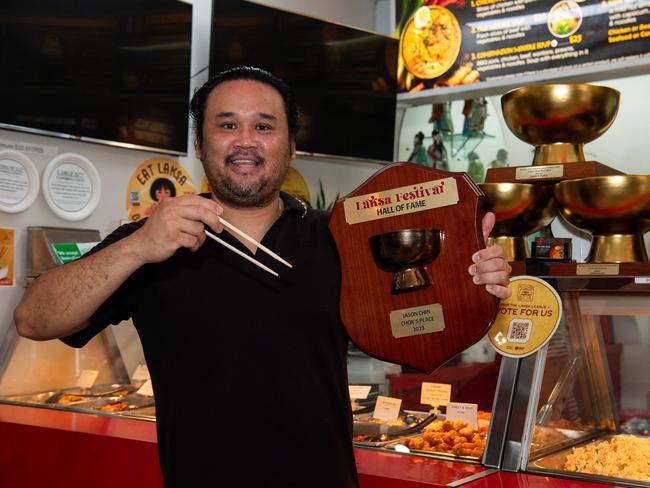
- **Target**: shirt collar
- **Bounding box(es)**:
[280,191,308,218]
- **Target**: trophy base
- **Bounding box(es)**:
[392,266,431,294]
[588,234,649,263]
[487,236,528,262]
[533,142,585,165]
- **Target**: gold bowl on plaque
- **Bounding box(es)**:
[369,228,443,293]
[554,175,650,262]
[480,183,556,261]
[501,83,620,165]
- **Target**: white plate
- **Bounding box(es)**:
[42,153,101,221]
[0,150,40,213]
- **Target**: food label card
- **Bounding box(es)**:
[137,379,154,397]
[372,395,402,422]
[446,402,478,429]
[421,382,452,407]
[131,364,151,382]
[349,385,372,400]
[75,369,99,389]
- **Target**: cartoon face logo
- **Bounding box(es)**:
[517,284,534,302]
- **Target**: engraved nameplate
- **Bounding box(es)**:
[389,303,445,338]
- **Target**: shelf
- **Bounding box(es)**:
[423,131,495,158]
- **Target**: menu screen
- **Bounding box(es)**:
[396,0,650,93]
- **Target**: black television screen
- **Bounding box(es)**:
[210,0,398,162]
[0,0,192,155]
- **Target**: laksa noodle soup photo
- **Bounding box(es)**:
[401,5,462,79]
[547,0,582,37]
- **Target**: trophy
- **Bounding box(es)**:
[501,83,619,165]
[329,163,499,373]
[370,228,443,293]
[554,175,650,262]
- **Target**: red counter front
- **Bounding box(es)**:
[0,404,609,488]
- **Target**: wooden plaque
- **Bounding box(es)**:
[329,163,499,373]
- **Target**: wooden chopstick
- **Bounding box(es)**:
[218,217,293,269]
[205,230,279,277]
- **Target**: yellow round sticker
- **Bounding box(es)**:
[200,176,211,194]
[487,276,562,358]
[126,157,196,221]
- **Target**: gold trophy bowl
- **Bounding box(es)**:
[554,175,650,262]
[501,83,620,165]
[369,228,443,293]
[480,183,556,261]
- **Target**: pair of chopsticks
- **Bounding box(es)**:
[205,217,292,277]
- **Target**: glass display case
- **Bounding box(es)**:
[0,325,155,421]
[494,276,650,487]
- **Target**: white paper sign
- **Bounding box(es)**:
[75,369,99,389]
[446,402,478,429]
[348,385,372,400]
[131,363,151,381]
[372,395,402,422]
[0,157,29,205]
[421,382,452,407]
[48,162,93,212]
[137,379,154,397]
[635,277,650,284]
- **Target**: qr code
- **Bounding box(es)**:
[507,319,532,343]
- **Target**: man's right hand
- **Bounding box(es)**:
[129,195,224,265]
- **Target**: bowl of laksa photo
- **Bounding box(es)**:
[400,5,462,80]
[547,0,582,38]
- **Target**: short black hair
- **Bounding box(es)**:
[150,178,176,201]
[415,131,424,142]
[189,65,300,150]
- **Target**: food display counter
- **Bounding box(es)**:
[2,277,649,487]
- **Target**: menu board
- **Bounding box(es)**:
[396,0,650,93]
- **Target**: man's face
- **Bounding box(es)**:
[196,79,296,208]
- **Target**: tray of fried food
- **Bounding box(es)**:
[353,411,438,446]
[0,390,61,406]
[70,391,155,414]
[41,383,136,406]
[57,383,135,398]
[388,412,491,460]
[353,411,431,436]
[533,433,650,484]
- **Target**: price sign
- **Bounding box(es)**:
[75,369,99,389]
[372,395,402,422]
[421,382,452,407]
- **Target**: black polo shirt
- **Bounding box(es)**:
[63,192,357,487]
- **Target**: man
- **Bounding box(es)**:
[14,66,511,487]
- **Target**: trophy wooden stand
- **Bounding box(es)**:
[484,160,624,184]
[329,163,499,373]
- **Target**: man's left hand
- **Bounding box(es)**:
[468,212,512,299]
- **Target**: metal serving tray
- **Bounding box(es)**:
[530,433,650,487]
